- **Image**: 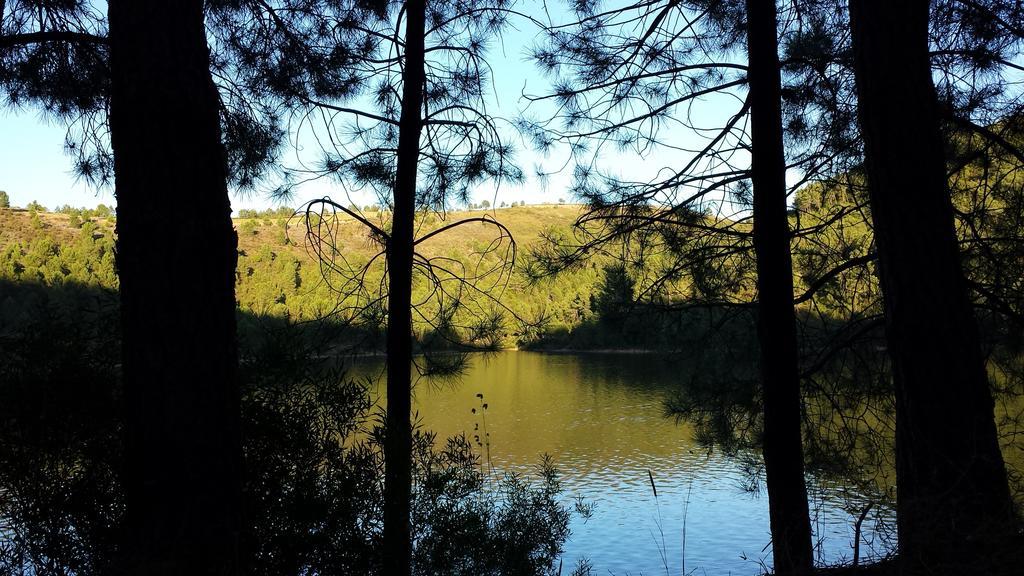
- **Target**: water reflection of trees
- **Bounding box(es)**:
[0,281,577,575]
[661,306,897,550]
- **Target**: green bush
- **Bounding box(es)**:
[240,219,259,235]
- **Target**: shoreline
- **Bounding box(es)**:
[326,347,668,358]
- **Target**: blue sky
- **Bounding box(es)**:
[0,3,746,215]
[0,111,113,209]
[0,28,570,212]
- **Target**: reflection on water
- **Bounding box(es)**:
[354,351,892,575]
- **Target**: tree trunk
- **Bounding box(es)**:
[383,1,425,575]
[745,1,814,573]
[108,1,241,573]
[848,0,1015,570]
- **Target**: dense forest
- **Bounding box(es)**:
[3,0,1024,575]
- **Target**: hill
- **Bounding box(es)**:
[0,204,614,349]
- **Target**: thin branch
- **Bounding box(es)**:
[0,30,107,49]
[414,215,513,247]
[794,253,877,305]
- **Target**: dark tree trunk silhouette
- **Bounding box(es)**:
[849,0,1014,569]
[383,1,425,575]
[108,1,241,573]
[745,1,814,573]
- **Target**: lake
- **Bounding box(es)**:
[356,351,893,575]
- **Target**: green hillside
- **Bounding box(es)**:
[0,204,612,349]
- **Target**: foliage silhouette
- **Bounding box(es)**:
[0,279,578,576]
[849,1,1018,571]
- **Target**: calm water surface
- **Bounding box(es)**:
[356,351,892,575]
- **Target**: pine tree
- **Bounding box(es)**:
[213,2,523,573]
[107,1,241,572]
[848,0,1016,570]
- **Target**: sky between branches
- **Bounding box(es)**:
[0,1,747,214]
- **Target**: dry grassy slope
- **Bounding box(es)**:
[235,204,583,260]
[1,204,584,263]
[0,209,115,244]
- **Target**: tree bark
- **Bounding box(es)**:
[848,0,1015,570]
[108,1,241,573]
[383,1,425,575]
[745,1,814,573]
